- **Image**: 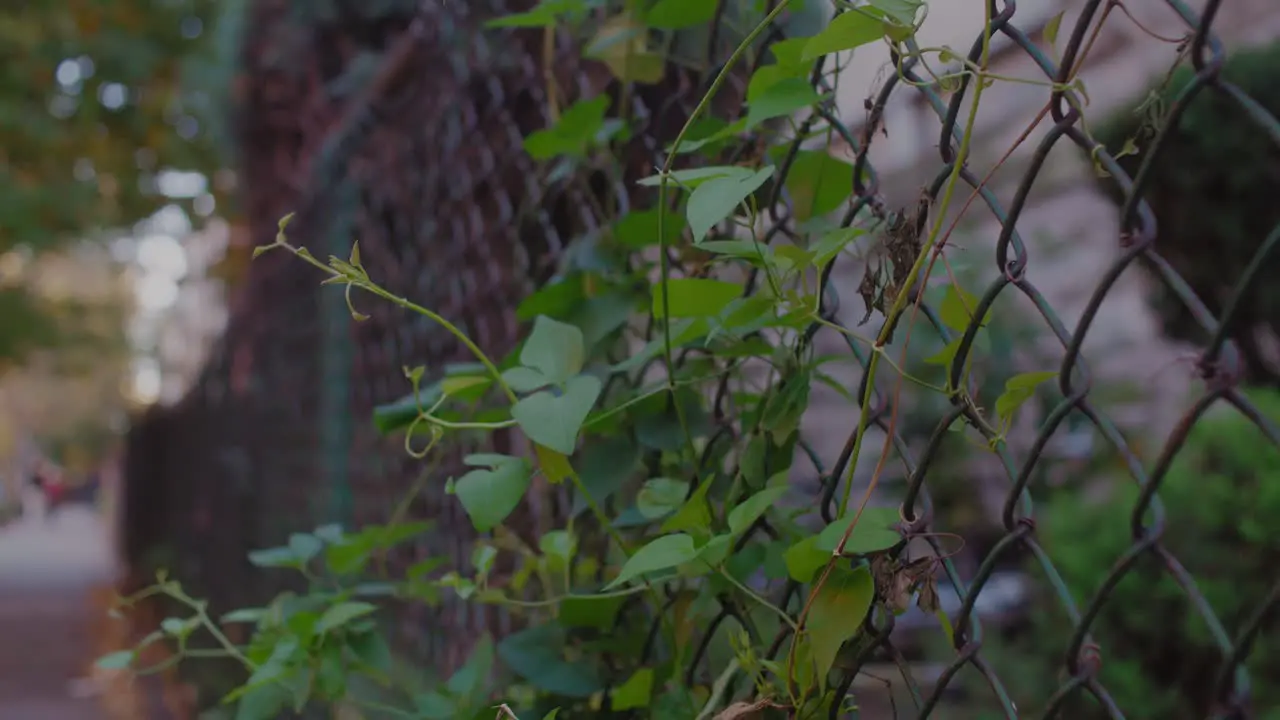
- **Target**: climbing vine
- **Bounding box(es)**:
[96,1,1176,718]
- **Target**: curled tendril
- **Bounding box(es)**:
[404,415,443,459]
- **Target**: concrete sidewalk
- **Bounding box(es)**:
[0,505,117,719]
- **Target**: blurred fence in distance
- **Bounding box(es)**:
[121,0,1280,716]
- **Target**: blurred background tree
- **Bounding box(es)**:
[1,1,231,252]
[0,1,238,472]
[1093,41,1280,386]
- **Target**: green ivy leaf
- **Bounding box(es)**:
[567,290,637,351]
[612,207,688,248]
[512,375,603,454]
[811,227,867,268]
[497,624,605,698]
[540,530,577,567]
[870,0,924,26]
[698,239,775,263]
[687,533,732,573]
[503,366,552,393]
[1043,10,1065,48]
[518,277,585,321]
[661,477,715,536]
[414,691,458,720]
[347,628,393,676]
[535,444,574,485]
[668,117,747,155]
[604,533,699,589]
[446,634,495,703]
[573,435,640,516]
[784,151,855,221]
[728,486,789,534]
[315,601,377,634]
[769,37,814,69]
[784,535,827,583]
[760,370,811,438]
[745,78,823,128]
[235,636,301,702]
[803,10,885,60]
[246,546,300,569]
[521,315,586,384]
[924,337,963,367]
[995,370,1058,423]
[614,318,708,371]
[687,165,775,241]
[287,533,323,563]
[588,14,666,84]
[220,609,266,624]
[313,523,345,543]
[652,278,744,319]
[612,667,655,710]
[938,284,988,333]
[486,0,586,27]
[747,65,791,105]
[807,565,874,686]
[441,375,492,397]
[233,683,291,720]
[637,477,690,520]
[650,687,701,718]
[646,0,716,29]
[95,650,134,670]
[560,594,625,630]
[454,454,533,532]
[814,506,903,555]
[522,95,611,159]
[638,165,754,189]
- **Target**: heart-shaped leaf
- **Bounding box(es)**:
[605,534,699,589]
[807,565,874,685]
[512,375,603,454]
[728,486,789,534]
[687,165,775,242]
[803,9,885,60]
[745,78,823,128]
[815,506,903,555]
[454,455,533,532]
[651,278,743,319]
[636,477,690,520]
[521,315,586,384]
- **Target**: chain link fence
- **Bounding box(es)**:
[122,0,1280,716]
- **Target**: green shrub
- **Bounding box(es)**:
[1092,42,1280,385]
[1001,390,1280,718]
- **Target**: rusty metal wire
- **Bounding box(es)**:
[121,0,1280,716]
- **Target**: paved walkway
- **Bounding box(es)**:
[0,503,116,719]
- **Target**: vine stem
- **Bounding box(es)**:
[270,224,517,405]
[655,0,794,415]
[787,1,998,692]
[268,222,648,599]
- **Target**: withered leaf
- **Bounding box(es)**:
[858,263,884,326]
[917,573,941,614]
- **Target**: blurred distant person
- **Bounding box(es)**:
[28,460,100,523]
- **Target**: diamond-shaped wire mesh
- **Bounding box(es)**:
[121,0,1280,715]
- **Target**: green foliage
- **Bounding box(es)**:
[1091,41,1280,385]
[101,3,1261,719]
[1,2,226,249]
[0,2,228,364]
[997,390,1280,719]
